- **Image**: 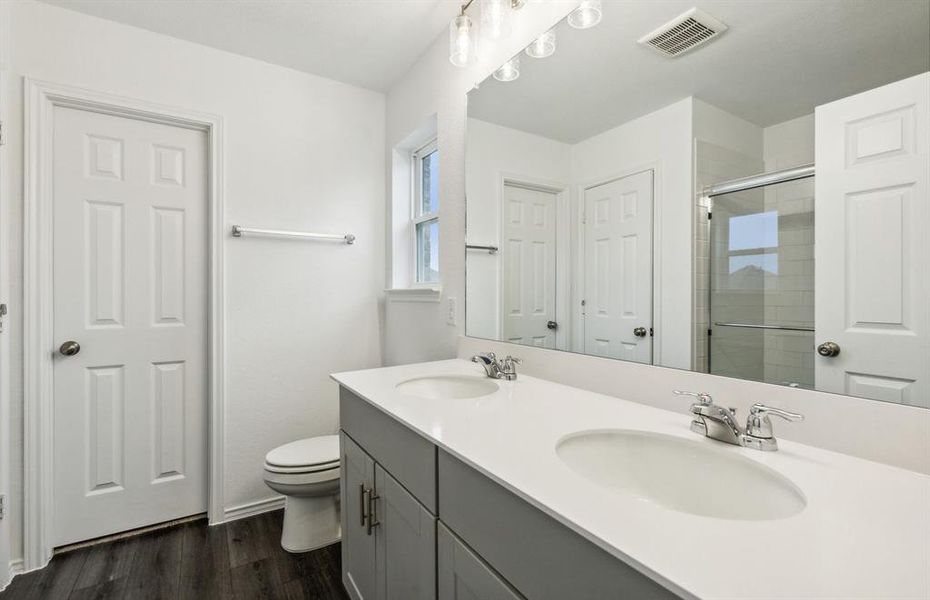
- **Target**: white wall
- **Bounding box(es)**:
[465,118,571,341]
[2,0,385,568]
[383,1,573,365]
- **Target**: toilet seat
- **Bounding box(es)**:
[264,435,339,474]
[263,462,339,475]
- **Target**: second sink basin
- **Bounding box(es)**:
[557,429,806,521]
[395,375,499,400]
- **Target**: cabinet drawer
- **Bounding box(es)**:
[438,450,680,600]
[340,386,437,513]
[438,523,524,600]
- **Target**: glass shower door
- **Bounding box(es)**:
[709,177,815,388]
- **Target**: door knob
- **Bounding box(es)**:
[633,327,647,338]
[547,321,558,330]
[817,341,840,357]
[59,341,81,356]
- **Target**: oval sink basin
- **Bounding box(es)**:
[395,375,499,400]
[557,429,806,521]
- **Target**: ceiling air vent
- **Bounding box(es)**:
[638,8,728,58]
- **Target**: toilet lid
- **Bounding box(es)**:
[265,435,339,469]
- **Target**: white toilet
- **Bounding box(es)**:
[262,435,341,553]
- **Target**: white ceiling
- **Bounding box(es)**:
[468,0,930,143]
[39,0,462,92]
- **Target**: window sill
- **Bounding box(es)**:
[384,287,441,303]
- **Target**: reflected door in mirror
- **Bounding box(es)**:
[502,184,557,348]
[583,170,654,364]
[815,73,929,405]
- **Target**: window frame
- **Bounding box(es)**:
[412,138,440,285]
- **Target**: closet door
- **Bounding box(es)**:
[342,434,377,600]
[438,523,524,600]
[375,464,436,600]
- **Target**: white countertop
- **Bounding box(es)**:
[332,359,930,600]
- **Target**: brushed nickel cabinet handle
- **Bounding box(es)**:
[359,484,368,528]
[366,491,380,536]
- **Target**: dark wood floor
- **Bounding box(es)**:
[0,510,350,600]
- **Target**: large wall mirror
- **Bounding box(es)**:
[465,1,930,406]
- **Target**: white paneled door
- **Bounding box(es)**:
[52,106,208,546]
[583,170,654,364]
[815,73,929,406]
[501,184,557,348]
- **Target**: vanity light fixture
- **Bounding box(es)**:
[568,0,602,29]
[493,56,520,82]
[480,0,513,40]
[450,0,527,68]
[525,29,556,58]
[449,10,478,67]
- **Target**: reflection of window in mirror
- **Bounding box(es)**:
[727,211,778,285]
[413,139,439,284]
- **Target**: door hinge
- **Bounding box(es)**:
[0,121,4,146]
[0,303,7,333]
[0,494,5,520]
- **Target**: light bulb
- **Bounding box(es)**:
[525,29,555,58]
[449,14,478,67]
[480,0,512,40]
[568,0,602,29]
[493,56,520,82]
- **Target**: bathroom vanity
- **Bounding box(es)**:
[333,359,930,600]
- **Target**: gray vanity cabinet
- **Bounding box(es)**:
[340,426,436,600]
[339,386,680,600]
[438,523,524,600]
[342,433,377,600]
[375,464,436,600]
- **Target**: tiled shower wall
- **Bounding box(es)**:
[761,115,815,387]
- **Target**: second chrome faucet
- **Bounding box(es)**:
[472,352,521,381]
[674,390,803,451]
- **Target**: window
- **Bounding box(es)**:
[727,210,779,282]
[413,139,440,284]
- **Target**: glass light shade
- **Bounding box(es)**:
[449,14,478,67]
[493,56,520,82]
[568,0,602,29]
[525,29,556,58]
[480,0,513,40]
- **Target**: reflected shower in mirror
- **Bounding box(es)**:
[464,1,930,407]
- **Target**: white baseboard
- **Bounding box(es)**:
[221,495,285,523]
[0,558,24,592]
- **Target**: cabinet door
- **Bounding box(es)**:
[342,433,377,600]
[438,523,523,600]
[375,464,436,600]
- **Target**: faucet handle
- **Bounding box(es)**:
[673,390,713,405]
[746,403,804,440]
[749,403,803,422]
[502,355,521,366]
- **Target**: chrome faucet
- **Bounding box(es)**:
[471,352,521,381]
[674,390,803,451]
